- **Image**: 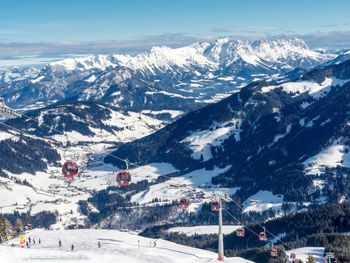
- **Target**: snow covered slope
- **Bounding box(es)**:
[0,229,253,263]
[108,58,350,216]
[286,247,325,263]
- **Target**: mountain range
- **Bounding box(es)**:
[1,36,350,261]
[0,37,338,120]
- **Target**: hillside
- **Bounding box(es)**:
[107,59,350,209]
[0,102,164,228]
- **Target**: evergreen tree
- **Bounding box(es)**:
[0,217,13,242]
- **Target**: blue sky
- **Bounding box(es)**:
[1,0,350,65]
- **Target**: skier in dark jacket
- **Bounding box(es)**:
[59,239,62,247]
[71,244,74,251]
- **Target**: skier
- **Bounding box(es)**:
[98,241,101,248]
[59,239,62,247]
[153,240,157,247]
[39,238,41,244]
[33,238,36,245]
[71,244,74,251]
[28,237,31,244]
[26,241,30,248]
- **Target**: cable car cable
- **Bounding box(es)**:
[227,197,293,250]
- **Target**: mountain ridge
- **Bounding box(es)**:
[0,37,337,116]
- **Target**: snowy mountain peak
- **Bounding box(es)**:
[50,55,118,72]
[0,36,339,111]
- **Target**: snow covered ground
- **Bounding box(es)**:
[242,191,284,214]
[181,118,241,161]
[130,166,234,212]
[303,139,350,175]
[0,108,165,228]
[167,225,241,236]
[286,247,324,263]
[261,77,349,99]
[0,229,253,263]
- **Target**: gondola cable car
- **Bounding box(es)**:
[211,200,221,212]
[271,248,278,257]
[236,227,245,237]
[259,227,267,241]
[179,197,190,209]
[116,170,131,187]
[115,160,131,187]
[62,161,79,178]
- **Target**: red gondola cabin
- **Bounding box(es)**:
[236,227,245,237]
[211,200,221,212]
[271,248,278,257]
[62,161,79,178]
[259,232,267,241]
[116,171,131,187]
[179,198,190,209]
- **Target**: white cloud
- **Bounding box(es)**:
[0,33,205,60]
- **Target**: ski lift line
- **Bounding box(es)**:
[1,114,187,193]
[227,197,293,250]
[222,208,264,241]
[2,108,288,249]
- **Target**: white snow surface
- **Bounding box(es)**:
[242,191,284,213]
[286,247,325,263]
[182,118,242,161]
[303,138,350,175]
[130,166,233,212]
[0,229,253,263]
[44,37,333,77]
[0,107,165,228]
[261,77,349,99]
[168,225,241,236]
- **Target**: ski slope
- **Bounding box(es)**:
[0,229,253,263]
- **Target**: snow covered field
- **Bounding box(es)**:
[0,229,253,263]
[167,225,241,236]
[130,165,235,212]
[286,247,325,263]
[303,139,350,175]
[242,191,284,214]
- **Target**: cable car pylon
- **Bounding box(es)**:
[217,197,224,261]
